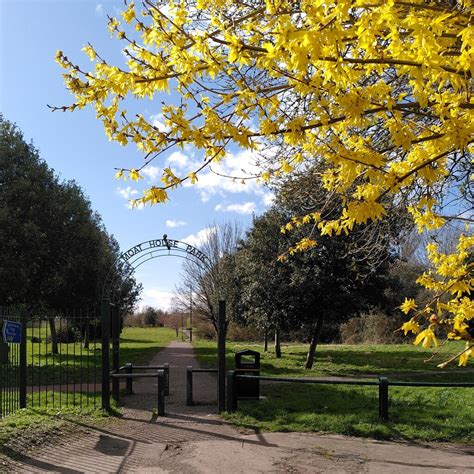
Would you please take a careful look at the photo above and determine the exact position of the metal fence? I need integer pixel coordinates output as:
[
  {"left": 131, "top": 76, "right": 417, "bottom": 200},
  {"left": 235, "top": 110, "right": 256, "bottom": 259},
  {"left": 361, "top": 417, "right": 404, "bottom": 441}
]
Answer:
[
  {"left": 0, "top": 306, "right": 103, "bottom": 418},
  {"left": 186, "top": 366, "right": 218, "bottom": 406},
  {"left": 0, "top": 307, "right": 23, "bottom": 418},
  {"left": 110, "top": 363, "right": 169, "bottom": 415},
  {"left": 226, "top": 372, "right": 474, "bottom": 420}
]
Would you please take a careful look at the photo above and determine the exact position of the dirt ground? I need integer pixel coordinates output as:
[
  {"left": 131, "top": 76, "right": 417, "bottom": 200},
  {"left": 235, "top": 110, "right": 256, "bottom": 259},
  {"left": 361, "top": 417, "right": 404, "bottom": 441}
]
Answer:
[{"left": 3, "top": 341, "right": 474, "bottom": 473}]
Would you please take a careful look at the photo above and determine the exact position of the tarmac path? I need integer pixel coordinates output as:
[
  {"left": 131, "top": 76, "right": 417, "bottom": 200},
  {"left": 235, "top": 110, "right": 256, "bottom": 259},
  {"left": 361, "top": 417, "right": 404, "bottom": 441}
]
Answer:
[{"left": 6, "top": 341, "right": 474, "bottom": 473}]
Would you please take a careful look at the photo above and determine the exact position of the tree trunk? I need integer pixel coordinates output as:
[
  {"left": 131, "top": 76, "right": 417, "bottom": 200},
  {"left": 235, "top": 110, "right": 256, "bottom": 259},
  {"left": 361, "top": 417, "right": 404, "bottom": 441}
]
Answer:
[
  {"left": 263, "top": 330, "right": 268, "bottom": 352},
  {"left": 305, "top": 318, "right": 324, "bottom": 369},
  {"left": 83, "top": 322, "right": 90, "bottom": 349},
  {"left": 175, "top": 328, "right": 179, "bottom": 338},
  {"left": 48, "top": 317, "right": 58, "bottom": 354},
  {"left": 274, "top": 328, "right": 281, "bottom": 358}
]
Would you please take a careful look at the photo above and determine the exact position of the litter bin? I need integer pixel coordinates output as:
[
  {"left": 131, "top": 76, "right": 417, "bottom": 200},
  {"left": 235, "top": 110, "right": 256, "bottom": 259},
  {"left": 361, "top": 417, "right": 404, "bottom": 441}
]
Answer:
[{"left": 235, "top": 349, "right": 260, "bottom": 400}]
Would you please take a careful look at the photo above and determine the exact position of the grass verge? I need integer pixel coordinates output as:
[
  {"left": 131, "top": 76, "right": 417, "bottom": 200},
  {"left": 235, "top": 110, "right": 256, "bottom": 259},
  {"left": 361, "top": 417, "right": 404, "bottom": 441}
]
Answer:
[
  {"left": 0, "top": 394, "right": 115, "bottom": 469},
  {"left": 193, "top": 339, "right": 474, "bottom": 443},
  {"left": 119, "top": 327, "right": 177, "bottom": 366},
  {"left": 16, "top": 326, "right": 177, "bottom": 386}
]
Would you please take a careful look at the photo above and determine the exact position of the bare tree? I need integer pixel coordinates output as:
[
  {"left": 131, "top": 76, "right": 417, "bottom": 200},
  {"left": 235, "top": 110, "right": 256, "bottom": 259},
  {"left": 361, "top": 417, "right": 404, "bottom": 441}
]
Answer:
[
  {"left": 161, "top": 309, "right": 183, "bottom": 338},
  {"left": 399, "top": 222, "right": 469, "bottom": 268},
  {"left": 174, "top": 222, "right": 244, "bottom": 332}
]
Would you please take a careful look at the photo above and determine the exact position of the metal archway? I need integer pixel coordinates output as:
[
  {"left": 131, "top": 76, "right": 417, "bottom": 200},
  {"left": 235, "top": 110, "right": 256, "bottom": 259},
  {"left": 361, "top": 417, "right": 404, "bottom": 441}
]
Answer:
[
  {"left": 102, "top": 234, "right": 211, "bottom": 302},
  {"left": 100, "top": 235, "right": 222, "bottom": 411}
]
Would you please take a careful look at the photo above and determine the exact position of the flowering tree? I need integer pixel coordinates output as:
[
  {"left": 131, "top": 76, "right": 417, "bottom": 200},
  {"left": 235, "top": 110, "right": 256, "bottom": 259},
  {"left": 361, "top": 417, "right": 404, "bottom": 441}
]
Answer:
[{"left": 54, "top": 0, "right": 473, "bottom": 365}]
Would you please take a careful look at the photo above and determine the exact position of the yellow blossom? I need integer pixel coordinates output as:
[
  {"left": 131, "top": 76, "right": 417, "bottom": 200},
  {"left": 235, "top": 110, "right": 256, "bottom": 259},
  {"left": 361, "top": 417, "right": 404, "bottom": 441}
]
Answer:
[
  {"left": 414, "top": 328, "right": 439, "bottom": 349},
  {"left": 401, "top": 318, "right": 420, "bottom": 335},
  {"left": 400, "top": 298, "right": 418, "bottom": 315}
]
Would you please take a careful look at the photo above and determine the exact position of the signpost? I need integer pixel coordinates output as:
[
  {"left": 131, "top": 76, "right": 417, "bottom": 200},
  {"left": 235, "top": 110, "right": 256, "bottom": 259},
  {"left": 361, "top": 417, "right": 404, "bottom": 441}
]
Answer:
[{"left": 2, "top": 320, "right": 22, "bottom": 343}]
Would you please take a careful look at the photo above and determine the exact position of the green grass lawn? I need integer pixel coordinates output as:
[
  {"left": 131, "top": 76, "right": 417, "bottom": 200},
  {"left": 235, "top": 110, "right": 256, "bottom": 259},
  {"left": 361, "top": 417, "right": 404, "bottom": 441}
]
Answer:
[
  {"left": 118, "top": 326, "right": 177, "bottom": 365},
  {"left": 25, "top": 325, "right": 177, "bottom": 367},
  {"left": 193, "top": 339, "right": 474, "bottom": 443},
  {"left": 1, "top": 327, "right": 176, "bottom": 415},
  {"left": 14, "top": 326, "right": 177, "bottom": 386}
]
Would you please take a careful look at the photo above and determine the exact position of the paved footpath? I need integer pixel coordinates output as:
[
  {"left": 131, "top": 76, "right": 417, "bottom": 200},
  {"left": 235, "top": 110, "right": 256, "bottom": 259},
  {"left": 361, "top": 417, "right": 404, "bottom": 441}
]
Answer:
[{"left": 7, "top": 341, "right": 474, "bottom": 473}]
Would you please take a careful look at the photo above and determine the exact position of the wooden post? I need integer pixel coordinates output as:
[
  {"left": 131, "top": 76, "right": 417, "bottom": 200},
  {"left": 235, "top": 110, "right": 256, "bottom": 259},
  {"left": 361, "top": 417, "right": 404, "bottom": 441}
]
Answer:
[
  {"left": 226, "top": 371, "right": 237, "bottom": 413},
  {"left": 217, "top": 300, "right": 226, "bottom": 413},
  {"left": 157, "top": 369, "right": 165, "bottom": 416},
  {"left": 186, "top": 366, "right": 193, "bottom": 406},
  {"left": 101, "top": 299, "right": 111, "bottom": 411},
  {"left": 163, "top": 363, "right": 170, "bottom": 396},
  {"left": 125, "top": 363, "right": 133, "bottom": 394},
  {"left": 379, "top": 376, "right": 389, "bottom": 420}
]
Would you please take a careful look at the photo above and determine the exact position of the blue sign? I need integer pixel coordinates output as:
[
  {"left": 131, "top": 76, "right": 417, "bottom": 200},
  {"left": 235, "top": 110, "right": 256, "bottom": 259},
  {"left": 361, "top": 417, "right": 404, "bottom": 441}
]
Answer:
[{"left": 2, "top": 320, "right": 22, "bottom": 344}]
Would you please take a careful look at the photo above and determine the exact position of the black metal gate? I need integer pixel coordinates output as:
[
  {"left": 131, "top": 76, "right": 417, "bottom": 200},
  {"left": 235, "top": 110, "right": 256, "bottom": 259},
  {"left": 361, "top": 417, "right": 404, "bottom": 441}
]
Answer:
[
  {"left": 0, "top": 236, "right": 223, "bottom": 417},
  {"left": 0, "top": 305, "right": 102, "bottom": 418}
]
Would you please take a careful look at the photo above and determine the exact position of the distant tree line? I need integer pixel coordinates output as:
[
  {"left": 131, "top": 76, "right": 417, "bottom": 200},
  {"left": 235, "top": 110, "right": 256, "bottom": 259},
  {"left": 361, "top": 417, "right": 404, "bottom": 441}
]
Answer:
[
  {"left": 0, "top": 115, "right": 141, "bottom": 350},
  {"left": 124, "top": 306, "right": 186, "bottom": 338}
]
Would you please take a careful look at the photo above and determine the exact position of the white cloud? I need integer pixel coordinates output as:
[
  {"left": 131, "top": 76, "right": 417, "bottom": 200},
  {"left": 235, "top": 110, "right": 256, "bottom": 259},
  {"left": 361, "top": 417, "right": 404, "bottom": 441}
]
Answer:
[
  {"left": 141, "top": 165, "right": 160, "bottom": 182},
  {"left": 117, "top": 186, "right": 139, "bottom": 200},
  {"left": 182, "top": 227, "right": 216, "bottom": 247},
  {"left": 156, "top": 2, "right": 171, "bottom": 17},
  {"left": 126, "top": 201, "right": 145, "bottom": 211},
  {"left": 95, "top": 4, "right": 104, "bottom": 16},
  {"left": 139, "top": 289, "right": 174, "bottom": 311},
  {"left": 243, "top": 117, "right": 258, "bottom": 132},
  {"left": 215, "top": 201, "right": 256, "bottom": 215},
  {"left": 185, "top": 149, "right": 268, "bottom": 202},
  {"left": 166, "top": 151, "right": 189, "bottom": 169},
  {"left": 166, "top": 219, "right": 187, "bottom": 228},
  {"left": 117, "top": 186, "right": 145, "bottom": 210},
  {"left": 150, "top": 113, "right": 170, "bottom": 132},
  {"left": 262, "top": 192, "right": 275, "bottom": 207}
]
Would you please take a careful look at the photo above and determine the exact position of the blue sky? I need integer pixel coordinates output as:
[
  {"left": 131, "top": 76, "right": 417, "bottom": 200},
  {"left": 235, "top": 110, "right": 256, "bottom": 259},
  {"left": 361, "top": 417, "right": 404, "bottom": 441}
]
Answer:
[{"left": 0, "top": 0, "right": 273, "bottom": 309}]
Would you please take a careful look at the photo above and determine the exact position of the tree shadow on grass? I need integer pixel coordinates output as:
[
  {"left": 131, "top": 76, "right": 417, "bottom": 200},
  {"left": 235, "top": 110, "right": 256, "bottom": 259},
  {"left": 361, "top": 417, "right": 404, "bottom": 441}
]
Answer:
[
  {"left": 232, "top": 383, "right": 474, "bottom": 443},
  {"left": 261, "top": 347, "right": 468, "bottom": 378}
]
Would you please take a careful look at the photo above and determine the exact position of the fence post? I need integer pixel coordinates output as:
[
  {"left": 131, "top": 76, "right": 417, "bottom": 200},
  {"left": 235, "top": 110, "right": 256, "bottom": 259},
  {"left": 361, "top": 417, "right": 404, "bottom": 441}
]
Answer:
[
  {"left": 111, "top": 305, "right": 120, "bottom": 403},
  {"left": 186, "top": 366, "right": 193, "bottom": 406},
  {"left": 379, "top": 376, "right": 389, "bottom": 421},
  {"left": 226, "top": 371, "right": 237, "bottom": 413},
  {"left": 101, "top": 299, "right": 111, "bottom": 411},
  {"left": 217, "top": 300, "right": 226, "bottom": 413},
  {"left": 157, "top": 369, "right": 165, "bottom": 416},
  {"left": 163, "top": 363, "right": 170, "bottom": 396},
  {"left": 19, "top": 311, "right": 27, "bottom": 409},
  {"left": 125, "top": 363, "right": 133, "bottom": 394}
]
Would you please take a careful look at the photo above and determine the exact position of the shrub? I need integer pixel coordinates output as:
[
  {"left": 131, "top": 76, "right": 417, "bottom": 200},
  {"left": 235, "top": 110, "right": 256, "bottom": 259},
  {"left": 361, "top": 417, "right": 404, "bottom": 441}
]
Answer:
[
  {"left": 340, "top": 309, "right": 404, "bottom": 344},
  {"left": 123, "top": 313, "right": 145, "bottom": 327},
  {"left": 194, "top": 316, "right": 215, "bottom": 340},
  {"left": 227, "top": 323, "right": 260, "bottom": 342}
]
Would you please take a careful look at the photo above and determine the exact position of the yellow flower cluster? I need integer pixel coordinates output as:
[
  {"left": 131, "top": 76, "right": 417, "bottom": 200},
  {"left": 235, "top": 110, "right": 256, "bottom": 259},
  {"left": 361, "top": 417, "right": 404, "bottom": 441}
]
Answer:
[
  {"left": 401, "top": 234, "right": 473, "bottom": 365},
  {"left": 55, "top": 0, "right": 473, "bottom": 364}
]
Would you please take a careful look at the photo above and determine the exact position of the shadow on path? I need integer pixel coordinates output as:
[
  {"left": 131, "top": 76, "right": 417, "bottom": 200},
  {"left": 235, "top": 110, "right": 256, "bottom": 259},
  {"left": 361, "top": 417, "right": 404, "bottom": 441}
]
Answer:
[{"left": 6, "top": 341, "right": 474, "bottom": 473}]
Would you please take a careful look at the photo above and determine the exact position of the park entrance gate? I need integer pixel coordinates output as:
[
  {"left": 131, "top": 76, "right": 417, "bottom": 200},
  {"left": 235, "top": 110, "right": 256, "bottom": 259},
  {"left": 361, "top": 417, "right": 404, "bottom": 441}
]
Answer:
[{"left": 101, "top": 235, "right": 227, "bottom": 413}]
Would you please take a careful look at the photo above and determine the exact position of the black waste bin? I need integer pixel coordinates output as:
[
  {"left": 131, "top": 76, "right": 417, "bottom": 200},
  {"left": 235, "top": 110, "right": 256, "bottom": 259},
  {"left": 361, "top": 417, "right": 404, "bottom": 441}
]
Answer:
[{"left": 235, "top": 349, "right": 260, "bottom": 400}]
